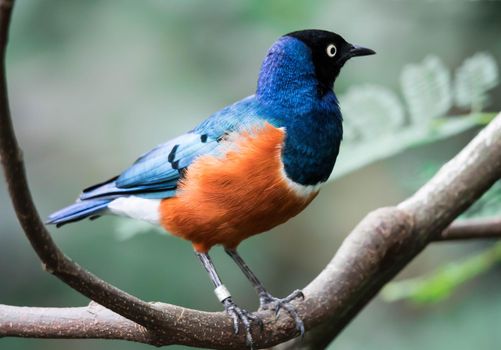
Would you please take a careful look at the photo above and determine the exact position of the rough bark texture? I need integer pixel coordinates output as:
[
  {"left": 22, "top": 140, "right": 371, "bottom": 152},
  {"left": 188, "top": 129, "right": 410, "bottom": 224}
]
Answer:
[{"left": 0, "top": 1, "right": 500, "bottom": 349}]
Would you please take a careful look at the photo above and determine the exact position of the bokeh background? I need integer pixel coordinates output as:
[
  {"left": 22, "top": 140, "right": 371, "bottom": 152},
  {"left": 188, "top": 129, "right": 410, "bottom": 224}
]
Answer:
[{"left": 1, "top": 1, "right": 500, "bottom": 349}]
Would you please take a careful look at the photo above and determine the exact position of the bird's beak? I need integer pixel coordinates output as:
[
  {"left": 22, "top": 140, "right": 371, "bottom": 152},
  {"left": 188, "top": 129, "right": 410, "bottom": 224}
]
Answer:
[{"left": 349, "top": 44, "right": 376, "bottom": 58}]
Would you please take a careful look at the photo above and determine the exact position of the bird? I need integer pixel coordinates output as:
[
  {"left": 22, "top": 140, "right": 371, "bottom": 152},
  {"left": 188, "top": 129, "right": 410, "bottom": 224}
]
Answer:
[{"left": 47, "top": 29, "right": 375, "bottom": 347}]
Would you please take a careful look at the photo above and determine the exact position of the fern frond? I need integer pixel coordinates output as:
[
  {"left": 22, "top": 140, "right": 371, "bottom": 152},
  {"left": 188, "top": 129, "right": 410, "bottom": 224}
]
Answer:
[
  {"left": 455, "top": 52, "right": 499, "bottom": 113},
  {"left": 340, "top": 84, "right": 405, "bottom": 140},
  {"left": 401, "top": 55, "right": 452, "bottom": 124}
]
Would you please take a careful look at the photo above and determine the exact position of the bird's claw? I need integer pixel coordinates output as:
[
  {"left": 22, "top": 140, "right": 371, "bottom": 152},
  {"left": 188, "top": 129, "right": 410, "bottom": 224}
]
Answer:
[
  {"left": 259, "top": 289, "right": 305, "bottom": 337},
  {"left": 223, "top": 298, "right": 263, "bottom": 348}
]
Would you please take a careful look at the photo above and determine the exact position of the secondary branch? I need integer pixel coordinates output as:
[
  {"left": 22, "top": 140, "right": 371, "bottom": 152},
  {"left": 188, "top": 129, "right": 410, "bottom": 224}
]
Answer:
[{"left": 435, "top": 217, "right": 501, "bottom": 241}]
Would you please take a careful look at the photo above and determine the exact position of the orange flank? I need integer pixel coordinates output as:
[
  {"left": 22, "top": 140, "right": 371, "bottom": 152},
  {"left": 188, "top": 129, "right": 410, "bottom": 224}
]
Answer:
[{"left": 160, "top": 123, "right": 318, "bottom": 253}]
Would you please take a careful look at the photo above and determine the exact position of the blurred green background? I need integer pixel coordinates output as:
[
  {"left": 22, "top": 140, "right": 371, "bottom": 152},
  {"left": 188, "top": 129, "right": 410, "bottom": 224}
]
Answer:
[{"left": 1, "top": 1, "right": 500, "bottom": 349}]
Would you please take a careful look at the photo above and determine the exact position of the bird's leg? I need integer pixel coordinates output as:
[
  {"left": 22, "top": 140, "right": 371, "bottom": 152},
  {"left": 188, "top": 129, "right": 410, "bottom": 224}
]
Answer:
[
  {"left": 195, "top": 251, "right": 261, "bottom": 347},
  {"left": 225, "top": 248, "right": 305, "bottom": 336}
]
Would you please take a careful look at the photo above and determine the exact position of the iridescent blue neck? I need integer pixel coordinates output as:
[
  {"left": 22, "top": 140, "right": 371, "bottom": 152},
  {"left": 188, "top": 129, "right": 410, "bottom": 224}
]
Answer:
[
  {"left": 253, "top": 37, "right": 342, "bottom": 186},
  {"left": 256, "top": 37, "right": 322, "bottom": 112}
]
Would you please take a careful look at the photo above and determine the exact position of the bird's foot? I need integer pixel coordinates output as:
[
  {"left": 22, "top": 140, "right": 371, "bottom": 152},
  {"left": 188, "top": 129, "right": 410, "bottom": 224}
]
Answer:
[
  {"left": 223, "top": 298, "right": 263, "bottom": 348},
  {"left": 258, "top": 289, "right": 305, "bottom": 337}
]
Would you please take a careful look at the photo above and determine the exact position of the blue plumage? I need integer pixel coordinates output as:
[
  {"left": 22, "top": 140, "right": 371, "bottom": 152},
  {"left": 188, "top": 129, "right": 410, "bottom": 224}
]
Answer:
[
  {"left": 116, "top": 133, "right": 219, "bottom": 188},
  {"left": 47, "top": 199, "right": 112, "bottom": 227},
  {"left": 47, "top": 32, "right": 371, "bottom": 226},
  {"left": 255, "top": 37, "right": 343, "bottom": 184}
]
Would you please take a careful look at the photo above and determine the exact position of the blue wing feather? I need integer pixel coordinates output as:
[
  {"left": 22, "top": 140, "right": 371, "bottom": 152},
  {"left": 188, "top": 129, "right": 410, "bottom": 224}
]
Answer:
[
  {"left": 78, "top": 132, "right": 220, "bottom": 201},
  {"left": 46, "top": 199, "right": 111, "bottom": 227},
  {"left": 47, "top": 95, "right": 266, "bottom": 226},
  {"left": 80, "top": 178, "right": 179, "bottom": 200},
  {"left": 115, "top": 133, "right": 220, "bottom": 189}
]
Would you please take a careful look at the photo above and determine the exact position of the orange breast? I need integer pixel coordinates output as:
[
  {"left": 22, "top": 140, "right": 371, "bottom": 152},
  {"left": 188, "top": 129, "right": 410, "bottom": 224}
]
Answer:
[{"left": 160, "top": 123, "right": 318, "bottom": 253}]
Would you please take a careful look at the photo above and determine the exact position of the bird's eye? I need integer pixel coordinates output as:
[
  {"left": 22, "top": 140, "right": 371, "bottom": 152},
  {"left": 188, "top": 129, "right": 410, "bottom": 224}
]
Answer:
[{"left": 326, "top": 44, "right": 337, "bottom": 58}]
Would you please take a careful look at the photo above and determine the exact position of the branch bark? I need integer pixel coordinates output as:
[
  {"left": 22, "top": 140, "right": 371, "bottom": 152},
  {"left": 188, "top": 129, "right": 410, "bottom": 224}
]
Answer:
[
  {"left": 0, "top": 303, "right": 159, "bottom": 344},
  {"left": 1, "top": 217, "right": 499, "bottom": 346},
  {"left": 435, "top": 217, "right": 501, "bottom": 241},
  {"left": 1, "top": 0, "right": 500, "bottom": 349}
]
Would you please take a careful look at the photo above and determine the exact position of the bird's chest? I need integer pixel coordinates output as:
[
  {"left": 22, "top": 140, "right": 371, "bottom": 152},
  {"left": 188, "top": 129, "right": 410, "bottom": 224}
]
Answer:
[
  {"left": 159, "top": 123, "right": 318, "bottom": 251},
  {"left": 280, "top": 112, "right": 342, "bottom": 186}
]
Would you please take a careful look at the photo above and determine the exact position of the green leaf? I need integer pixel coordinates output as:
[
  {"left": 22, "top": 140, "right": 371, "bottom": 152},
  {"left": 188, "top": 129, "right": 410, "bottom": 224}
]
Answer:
[
  {"left": 455, "top": 52, "right": 499, "bottom": 113},
  {"left": 381, "top": 242, "right": 501, "bottom": 304},
  {"left": 401, "top": 55, "right": 452, "bottom": 123},
  {"left": 340, "top": 84, "right": 405, "bottom": 141}
]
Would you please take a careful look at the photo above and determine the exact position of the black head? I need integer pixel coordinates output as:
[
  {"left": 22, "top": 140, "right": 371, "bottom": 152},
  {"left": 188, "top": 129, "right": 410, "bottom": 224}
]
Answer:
[{"left": 286, "top": 29, "right": 375, "bottom": 91}]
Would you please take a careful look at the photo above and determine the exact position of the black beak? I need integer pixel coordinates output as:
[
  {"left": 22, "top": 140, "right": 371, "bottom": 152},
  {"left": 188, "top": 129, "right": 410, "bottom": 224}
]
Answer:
[{"left": 349, "top": 44, "right": 376, "bottom": 57}]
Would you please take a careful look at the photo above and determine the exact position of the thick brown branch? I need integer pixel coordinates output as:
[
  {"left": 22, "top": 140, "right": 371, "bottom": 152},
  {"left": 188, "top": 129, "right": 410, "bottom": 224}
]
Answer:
[
  {"left": 0, "top": 303, "right": 159, "bottom": 344},
  {"left": 2, "top": 218, "right": 499, "bottom": 346},
  {"left": 1, "top": 217, "right": 499, "bottom": 346},
  {"left": 1, "top": 0, "right": 501, "bottom": 347}
]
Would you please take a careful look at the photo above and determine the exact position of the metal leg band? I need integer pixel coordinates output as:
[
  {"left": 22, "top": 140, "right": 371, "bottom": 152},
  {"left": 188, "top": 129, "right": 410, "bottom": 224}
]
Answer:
[{"left": 214, "top": 285, "right": 231, "bottom": 302}]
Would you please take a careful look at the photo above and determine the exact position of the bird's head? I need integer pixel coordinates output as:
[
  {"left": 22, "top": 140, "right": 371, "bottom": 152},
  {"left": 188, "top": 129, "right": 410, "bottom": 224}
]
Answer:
[
  {"left": 257, "top": 29, "right": 375, "bottom": 99},
  {"left": 287, "top": 30, "right": 375, "bottom": 88}
]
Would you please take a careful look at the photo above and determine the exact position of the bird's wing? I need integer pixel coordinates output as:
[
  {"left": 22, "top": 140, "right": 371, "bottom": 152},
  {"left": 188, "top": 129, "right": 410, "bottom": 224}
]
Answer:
[
  {"left": 80, "top": 96, "right": 263, "bottom": 201},
  {"left": 117, "top": 132, "right": 220, "bottom": 187},
  {"left": 79, "top": 132, "right": 220, "bottom": 200}
]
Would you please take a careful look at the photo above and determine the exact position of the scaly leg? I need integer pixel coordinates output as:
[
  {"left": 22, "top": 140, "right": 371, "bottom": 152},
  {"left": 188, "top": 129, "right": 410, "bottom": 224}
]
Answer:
[
  {"left": 195, "top": 251, "right": 262, "bottom": 347},
  {"left": 225, "top": 248, "right": 305, "bottom": 336}
]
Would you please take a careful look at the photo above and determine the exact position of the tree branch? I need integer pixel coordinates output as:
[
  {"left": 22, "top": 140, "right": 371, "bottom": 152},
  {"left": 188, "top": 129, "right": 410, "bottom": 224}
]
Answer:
[
  {"left": 1, "top": 0, "right": 500, "bottom": 348},
  {"left": 435, "top": 217, "right": 501, "bottom": 241},
  {"left": 2, "top": 216, "right": 499, "bottom": 347},
  {"left": 0, "top": 303, "right": 160, "bottom": 345},
  {"left": 0, "top": 0, "right": 192, "bottom": 339}
]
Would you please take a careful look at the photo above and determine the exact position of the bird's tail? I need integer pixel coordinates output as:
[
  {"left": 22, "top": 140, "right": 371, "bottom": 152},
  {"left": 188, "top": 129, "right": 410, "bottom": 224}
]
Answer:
[{"left": 46, "top": 199, "right": 112, "bottom": 227}]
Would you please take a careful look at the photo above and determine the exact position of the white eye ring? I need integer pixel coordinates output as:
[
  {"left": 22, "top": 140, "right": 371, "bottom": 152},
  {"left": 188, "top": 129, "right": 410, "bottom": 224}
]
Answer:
[{"left": 326, "top": 44, "right": 337, "bottom": 57}]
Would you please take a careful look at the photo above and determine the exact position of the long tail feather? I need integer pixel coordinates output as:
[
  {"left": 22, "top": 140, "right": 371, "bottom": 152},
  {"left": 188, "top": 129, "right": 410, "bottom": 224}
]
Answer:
[{"left": 46, "top": 199, "right": 111, "bottom": 227}]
